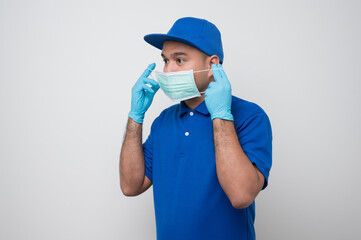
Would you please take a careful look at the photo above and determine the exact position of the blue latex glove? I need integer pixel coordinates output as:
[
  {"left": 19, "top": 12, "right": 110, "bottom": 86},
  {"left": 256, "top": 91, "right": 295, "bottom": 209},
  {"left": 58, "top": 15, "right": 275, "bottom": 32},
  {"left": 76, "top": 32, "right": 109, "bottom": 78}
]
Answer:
[
  {"left": 205, "top": 64, "right": 234, "bottom": 121},
  {"left": 128, "top": 63, "right": 160, "bottom": 123}
]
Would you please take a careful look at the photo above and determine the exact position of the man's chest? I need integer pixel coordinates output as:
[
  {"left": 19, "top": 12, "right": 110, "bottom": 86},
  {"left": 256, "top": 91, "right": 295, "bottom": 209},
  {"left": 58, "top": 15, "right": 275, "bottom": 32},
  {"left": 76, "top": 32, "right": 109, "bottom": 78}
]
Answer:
[{"left": 151, "top": 116, "right": 217, "bottom": 189}]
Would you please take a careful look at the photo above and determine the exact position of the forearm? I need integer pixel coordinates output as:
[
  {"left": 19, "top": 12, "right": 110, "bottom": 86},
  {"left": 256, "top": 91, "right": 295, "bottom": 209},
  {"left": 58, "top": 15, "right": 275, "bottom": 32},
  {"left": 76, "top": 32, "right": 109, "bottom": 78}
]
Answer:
[
  {"left": 119, "top": 117, "right": 146, "bottom": 194},
  {"left": 213, "top": 119, "right": 262, "bottom": 208}
]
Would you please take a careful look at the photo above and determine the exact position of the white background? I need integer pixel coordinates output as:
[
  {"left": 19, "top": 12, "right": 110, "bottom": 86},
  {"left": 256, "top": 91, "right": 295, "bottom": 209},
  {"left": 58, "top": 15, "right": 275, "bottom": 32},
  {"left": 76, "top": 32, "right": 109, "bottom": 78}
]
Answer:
[{"left": 1, "top": 0, "right": 360, "bottom": 239}]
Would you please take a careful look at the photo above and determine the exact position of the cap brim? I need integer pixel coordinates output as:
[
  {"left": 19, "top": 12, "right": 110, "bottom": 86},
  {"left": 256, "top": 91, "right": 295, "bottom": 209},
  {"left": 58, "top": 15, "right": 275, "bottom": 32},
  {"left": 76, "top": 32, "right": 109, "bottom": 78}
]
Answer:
[{"left": 144, "top": 33, "right": 199, "bottom": 51}]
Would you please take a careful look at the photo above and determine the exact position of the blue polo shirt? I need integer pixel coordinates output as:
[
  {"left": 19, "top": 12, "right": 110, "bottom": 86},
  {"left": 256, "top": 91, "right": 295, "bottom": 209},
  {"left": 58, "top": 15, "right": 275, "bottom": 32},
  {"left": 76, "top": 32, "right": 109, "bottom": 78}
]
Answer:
[{"left": 143, "top": 95, "right": 272, "bottom": 240}]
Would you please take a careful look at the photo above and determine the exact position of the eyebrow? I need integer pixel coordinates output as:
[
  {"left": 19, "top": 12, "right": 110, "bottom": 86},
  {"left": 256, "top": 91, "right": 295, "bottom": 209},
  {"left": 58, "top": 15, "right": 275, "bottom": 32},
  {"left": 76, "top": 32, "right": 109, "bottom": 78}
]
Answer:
[{"left": 161, "top": 52, "right": 188, "bottom": 58}]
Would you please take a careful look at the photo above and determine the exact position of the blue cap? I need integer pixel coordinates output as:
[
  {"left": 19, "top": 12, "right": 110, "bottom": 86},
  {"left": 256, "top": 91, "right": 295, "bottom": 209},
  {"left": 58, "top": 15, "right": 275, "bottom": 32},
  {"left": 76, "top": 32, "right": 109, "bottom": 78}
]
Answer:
[{"left": 144, "top": 17, "right": 224, "bottom": 63}]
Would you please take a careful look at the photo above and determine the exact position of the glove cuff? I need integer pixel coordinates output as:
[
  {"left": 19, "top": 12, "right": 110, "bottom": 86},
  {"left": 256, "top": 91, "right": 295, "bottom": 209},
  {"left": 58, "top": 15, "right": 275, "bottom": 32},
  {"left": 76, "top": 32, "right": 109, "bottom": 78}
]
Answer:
[
  {"left": 211, "top": 112, "right": 234, "bottom": 121},
  {"left": 128, "top": 111, "right": 144, "bottom": 124}
]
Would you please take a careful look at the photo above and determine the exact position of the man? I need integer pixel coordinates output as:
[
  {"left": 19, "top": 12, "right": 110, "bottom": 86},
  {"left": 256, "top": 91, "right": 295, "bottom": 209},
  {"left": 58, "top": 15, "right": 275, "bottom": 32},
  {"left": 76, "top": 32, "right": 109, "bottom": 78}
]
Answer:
[{"left": 119, "top": 17, "right": 272, "bottom": 240}]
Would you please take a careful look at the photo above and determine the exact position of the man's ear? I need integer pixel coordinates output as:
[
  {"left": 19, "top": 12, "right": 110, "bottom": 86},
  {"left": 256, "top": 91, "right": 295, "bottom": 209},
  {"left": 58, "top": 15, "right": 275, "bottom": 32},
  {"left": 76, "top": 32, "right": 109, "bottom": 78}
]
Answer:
[
  {"left": 208, "top": 55, "right": 220, "bottom": 80},
  {"left": 209, "top": 55, "right": 220, "bottom": 67}
]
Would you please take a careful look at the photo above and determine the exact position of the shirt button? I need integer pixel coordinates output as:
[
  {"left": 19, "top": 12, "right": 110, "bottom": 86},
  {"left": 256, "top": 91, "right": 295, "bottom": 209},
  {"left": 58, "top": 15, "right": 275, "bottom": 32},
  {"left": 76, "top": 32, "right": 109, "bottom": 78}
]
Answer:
[
  {"left": 189, "top": 112, "right": 194, "bottom": 116},
  {"left": 185, "top": 132, "right": 189, "bottom": 136}
]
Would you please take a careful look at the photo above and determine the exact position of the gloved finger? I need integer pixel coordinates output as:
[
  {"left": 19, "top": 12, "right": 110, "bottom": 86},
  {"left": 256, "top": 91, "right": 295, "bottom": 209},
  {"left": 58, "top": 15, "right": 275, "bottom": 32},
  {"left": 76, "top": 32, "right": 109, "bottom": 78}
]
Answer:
[
  {"left": 140, "top": 63, "right": 156, "bottom": 78},
  {"left": 142, "top": 83, "right": 155, "bottom": 94},
  {"left": 143, "top": 77, "right": 159, "bottom": 88},
  {"left": 143, "top": 78, "right": 160, "bottom": 93},
  {"left": 148, "top": 81, "right": 160, "bottom": 92},
  {"left": 208, "top": 81, "right": 216, "bottom": 89},
  {"left": 152, "top": 83, "right": 160, "bottom": 91},
  {"left": 212, "top": 64, "right": 222, "bottom": 82},
  {"left": 218, "top": 65, "right": 232, "bottom": 88},
  {"left": 205, "top": 89, "right": 211, "bottom": 98},
  {"left": 218, "top": 64, "right": 227, "bottom": 79}
]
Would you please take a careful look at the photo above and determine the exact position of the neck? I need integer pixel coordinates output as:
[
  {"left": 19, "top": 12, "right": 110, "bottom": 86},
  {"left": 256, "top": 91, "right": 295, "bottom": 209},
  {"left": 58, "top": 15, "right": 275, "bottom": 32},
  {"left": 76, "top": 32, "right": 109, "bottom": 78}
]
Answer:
[{"left": 183, "top": 93, "right": 205, "bottom": 110}]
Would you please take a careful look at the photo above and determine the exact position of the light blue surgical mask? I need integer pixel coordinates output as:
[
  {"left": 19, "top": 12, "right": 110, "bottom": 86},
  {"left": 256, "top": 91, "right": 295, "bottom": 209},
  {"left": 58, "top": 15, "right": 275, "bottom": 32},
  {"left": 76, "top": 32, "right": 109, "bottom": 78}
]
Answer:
[{"left": 150, "top": 69, "right": 211, "bottom": 102}]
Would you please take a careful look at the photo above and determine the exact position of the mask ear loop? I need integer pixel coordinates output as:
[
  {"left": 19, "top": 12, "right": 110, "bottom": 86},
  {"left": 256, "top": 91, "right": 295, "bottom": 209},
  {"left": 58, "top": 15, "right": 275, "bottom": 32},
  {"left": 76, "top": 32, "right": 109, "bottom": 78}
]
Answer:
[
  {"left": 194, "top": 68, "right": 222, "bottom": 94},
  {"left": 194, "top": 68, "right": 223, "bottom": 73}
]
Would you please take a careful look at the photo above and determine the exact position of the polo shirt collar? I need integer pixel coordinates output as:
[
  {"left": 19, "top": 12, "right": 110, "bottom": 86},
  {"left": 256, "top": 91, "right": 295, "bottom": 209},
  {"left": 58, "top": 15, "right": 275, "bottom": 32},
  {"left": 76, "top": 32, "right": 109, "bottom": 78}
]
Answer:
[{"left": 178, "top": 100, "right": 210, "bottom": 117}]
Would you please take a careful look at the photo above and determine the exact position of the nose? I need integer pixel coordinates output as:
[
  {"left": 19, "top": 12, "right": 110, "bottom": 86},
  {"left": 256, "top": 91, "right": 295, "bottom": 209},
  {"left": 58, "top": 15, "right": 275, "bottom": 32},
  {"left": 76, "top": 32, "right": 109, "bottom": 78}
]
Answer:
[{"left": 163, "top": 62, "right": 178, "bottom": 73}]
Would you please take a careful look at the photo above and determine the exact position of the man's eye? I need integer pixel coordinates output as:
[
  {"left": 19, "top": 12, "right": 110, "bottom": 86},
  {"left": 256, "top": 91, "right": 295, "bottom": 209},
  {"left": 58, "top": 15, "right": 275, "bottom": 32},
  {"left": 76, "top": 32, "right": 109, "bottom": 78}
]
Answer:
[
  {"left": 163, "top": 59, "right": 169, "bottom": 64},
  {"left": 177, "top": 59, "right": 184, "bottom": 63}
]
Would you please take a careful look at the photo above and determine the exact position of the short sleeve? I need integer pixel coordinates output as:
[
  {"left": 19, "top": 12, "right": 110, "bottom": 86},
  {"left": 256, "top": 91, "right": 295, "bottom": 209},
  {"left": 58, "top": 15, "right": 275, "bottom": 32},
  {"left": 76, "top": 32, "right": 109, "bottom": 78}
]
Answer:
[
  {"left": 236, "top": 112, "right": 273, "bottom": 190},
  {"left": 143, "top": 117, "right": 159, "bottom": 182}
]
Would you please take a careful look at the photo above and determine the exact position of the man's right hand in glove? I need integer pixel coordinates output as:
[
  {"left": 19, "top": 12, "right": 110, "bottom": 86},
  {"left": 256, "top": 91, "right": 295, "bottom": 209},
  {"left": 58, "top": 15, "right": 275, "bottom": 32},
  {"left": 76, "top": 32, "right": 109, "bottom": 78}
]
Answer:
[{"left": 128, "top": 63, "right": 159, "bottom": 123}]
